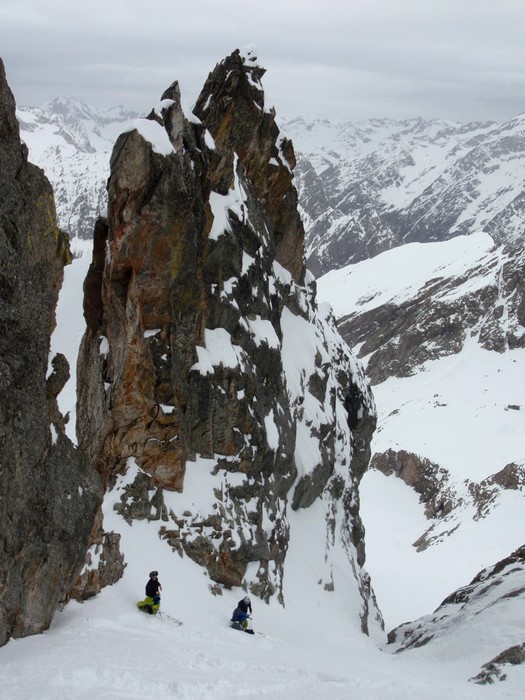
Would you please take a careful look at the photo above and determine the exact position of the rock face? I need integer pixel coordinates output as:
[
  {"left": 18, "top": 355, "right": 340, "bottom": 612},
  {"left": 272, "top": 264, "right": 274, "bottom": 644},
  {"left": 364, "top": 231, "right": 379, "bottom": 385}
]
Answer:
[
  {"left": 370, "top": 450, "right": 455, "bottom": 520},
  {"left": 371, "top": 450, "right": 525, "bottom": 551},
  {"left": 0, "top": 59, "right": 102, "bottom": 646},
  {"left": 77, "top": 48, "right": 378, "bottom": 627}
]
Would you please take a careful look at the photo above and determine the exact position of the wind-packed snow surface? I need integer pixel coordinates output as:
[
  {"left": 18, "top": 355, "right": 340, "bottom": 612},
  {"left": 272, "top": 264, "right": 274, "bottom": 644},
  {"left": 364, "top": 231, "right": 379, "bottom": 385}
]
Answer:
[{"left": 1, "top": 237, "right": 523, "bottom": 697}]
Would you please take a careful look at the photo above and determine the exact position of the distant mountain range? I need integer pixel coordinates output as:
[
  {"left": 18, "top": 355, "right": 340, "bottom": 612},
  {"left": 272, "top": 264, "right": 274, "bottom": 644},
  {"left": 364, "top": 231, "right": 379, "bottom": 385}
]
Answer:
[
  {"left": 283, "top": 115, "right": 525, "bottom": 274},
  {"left": 17, "top": 97, "right": 138, "bottom": 238},
  {"left": 18, "top": 98, "right": 525, "bottom": 275}
]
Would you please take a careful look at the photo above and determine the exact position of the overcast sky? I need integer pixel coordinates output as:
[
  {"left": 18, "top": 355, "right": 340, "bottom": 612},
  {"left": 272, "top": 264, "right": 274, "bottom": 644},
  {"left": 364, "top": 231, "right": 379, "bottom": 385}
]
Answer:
[{"left": 2, "top": 0, "right": 525, "bottom": 123}]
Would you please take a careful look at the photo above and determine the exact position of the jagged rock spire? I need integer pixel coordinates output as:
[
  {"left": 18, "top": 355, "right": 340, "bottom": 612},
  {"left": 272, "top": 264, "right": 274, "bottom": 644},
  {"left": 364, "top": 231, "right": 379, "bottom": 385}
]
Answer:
[
  {"left": 194, "top": 46, "right": 305, "bottom": 282},
  {"left": 77, "top": 49, "right": 378, "bottom": 632}
]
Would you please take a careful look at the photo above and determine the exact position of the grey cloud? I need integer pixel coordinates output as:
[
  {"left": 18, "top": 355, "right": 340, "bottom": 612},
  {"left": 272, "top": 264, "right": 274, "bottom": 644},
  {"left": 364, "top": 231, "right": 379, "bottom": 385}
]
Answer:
[{"left": 1, "top": 0, "right": 525, "bottom": 122}]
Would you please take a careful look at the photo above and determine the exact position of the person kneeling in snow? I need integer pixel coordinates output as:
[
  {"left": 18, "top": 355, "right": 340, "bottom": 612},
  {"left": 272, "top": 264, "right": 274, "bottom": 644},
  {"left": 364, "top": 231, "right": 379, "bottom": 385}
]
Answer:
[
  {"left": 231, "top": 596, "right": 252, "bottom": 630},
  {"left": 146, "top": 570, "right": 162, "bottom": 605},
  {"left": 137, "top": 570, "right": 163, "bottom": 615}
]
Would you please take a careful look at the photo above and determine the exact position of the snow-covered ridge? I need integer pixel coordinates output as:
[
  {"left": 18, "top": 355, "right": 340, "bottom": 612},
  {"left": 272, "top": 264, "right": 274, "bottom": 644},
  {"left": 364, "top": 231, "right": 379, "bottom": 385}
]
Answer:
[
  {"left": 387, "top": 545, "right": 525, "bottom": 668},
  {"left": 319, "top": 232, "right": 525, "bottom": 384},
  {"left": 317, "top": 232, "right": 496, "bottom": 319}
]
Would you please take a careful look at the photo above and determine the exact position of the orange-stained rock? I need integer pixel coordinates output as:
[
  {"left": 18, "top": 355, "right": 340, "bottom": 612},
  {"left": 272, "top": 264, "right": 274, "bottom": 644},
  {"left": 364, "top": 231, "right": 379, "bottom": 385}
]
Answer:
[{"left": 77, "top": 48, "right": 377, "bottom": 625}]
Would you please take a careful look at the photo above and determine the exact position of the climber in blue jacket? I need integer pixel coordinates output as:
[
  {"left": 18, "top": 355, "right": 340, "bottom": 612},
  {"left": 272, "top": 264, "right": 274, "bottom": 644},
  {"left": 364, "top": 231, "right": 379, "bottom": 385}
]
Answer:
[{"left": 231, "top": 596, "right": 252, "bottom": 629}]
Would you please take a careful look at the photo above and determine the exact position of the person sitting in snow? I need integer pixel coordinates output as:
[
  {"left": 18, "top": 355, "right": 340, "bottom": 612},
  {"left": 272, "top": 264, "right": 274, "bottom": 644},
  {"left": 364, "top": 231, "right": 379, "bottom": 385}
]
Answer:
[
  {"left": 231, "top": 596, "right": 252, "bottom": 630},
  {"left": 145, "top": 571, "right": 162, "bottom": 605}
]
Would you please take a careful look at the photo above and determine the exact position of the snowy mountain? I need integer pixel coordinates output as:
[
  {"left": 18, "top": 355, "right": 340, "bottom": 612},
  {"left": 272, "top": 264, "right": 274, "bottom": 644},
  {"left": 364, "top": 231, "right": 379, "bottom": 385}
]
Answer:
[
  {"left": 281, "top": 115, "right": 525, "bottom": 275},
  {"left": 17, "top": 97, "right": 138, "bottom": 237},
  {"left": 3, "top": 60, "right": 523, "bottom": 696},
  {"left": 317, "top": 232, "right": 525, "bottom": 678},
  {"left": 3, "top": 234, "right": 518, "bottom": 698},
  {"left": 322, "top": 232, "right": 525, "bottom": 384},
  {"left": 18, "top": 101, "right": 525, "bottom": 272}
]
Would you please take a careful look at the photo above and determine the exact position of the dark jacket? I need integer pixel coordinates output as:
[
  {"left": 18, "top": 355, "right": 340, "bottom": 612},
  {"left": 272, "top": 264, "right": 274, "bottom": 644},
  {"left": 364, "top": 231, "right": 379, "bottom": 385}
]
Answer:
[
  {"left": 237, "top": 598, "right": 252, "bottom": 614},
  {"left": 146, "top": 578, "right": 162, "bottom": 598}
]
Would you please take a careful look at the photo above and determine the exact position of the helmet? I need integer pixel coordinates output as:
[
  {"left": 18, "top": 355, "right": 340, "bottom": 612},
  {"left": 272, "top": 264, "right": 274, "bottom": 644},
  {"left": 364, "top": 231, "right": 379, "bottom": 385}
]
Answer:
[
  {"left": 243, "top": 596, "right": 251, "bottom": 604},
  {"left": 149, "top": 570, "right": 158, "bottom": 578}
]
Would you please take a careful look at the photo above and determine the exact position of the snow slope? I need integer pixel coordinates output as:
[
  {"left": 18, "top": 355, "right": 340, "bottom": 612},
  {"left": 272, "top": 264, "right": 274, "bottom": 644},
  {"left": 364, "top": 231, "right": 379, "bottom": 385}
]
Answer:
[
  {"left": 0, "top": 471, "right": 521, "bottom": 699},
  {"left": 317, "top": 232, "right": 497, "bottom": 320},
  {"left": 1, "top": 237, "right": 522, "bottom": 698},
  {"left": 49, "top": 239, "right": 93, "bottom": 443},
  {"left": 361, "top": 342, "right": 525, "bottom": 629},
  {"left": 0, "top": 525, "right": 519, "bottom": 700},
  {"left": 0, "top": 495, "right": 521, "bottom": 699},
  {"left": 317, "top": 233, "right": 525, "bottom": 632}
]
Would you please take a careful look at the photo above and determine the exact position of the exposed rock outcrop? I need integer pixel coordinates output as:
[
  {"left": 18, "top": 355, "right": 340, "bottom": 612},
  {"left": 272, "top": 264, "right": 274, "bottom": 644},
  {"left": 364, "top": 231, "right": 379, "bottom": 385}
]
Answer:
[
  {"left": 193, "top": 53, "right": 305, "bottom": 283},
  {"left": 387, "top": 545, "right": 525, "bottom": 681},
  {"left": 470, "top": 642, "right": 525, "bottom": 685},
  {"left": 370, "top": 450, "right": 454, "bottom": 519},
  {"left": 337, "top": 241, "right": 525, "bottom": 385},
  {"left": 371, "top": 450, "right": 525, "bottom": 551},
  {"left": 77, "top": 47, "right": 379, "bottom": 629},
  {"left": 0, "top": 59, "right": 102, "bottom": 646}
]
